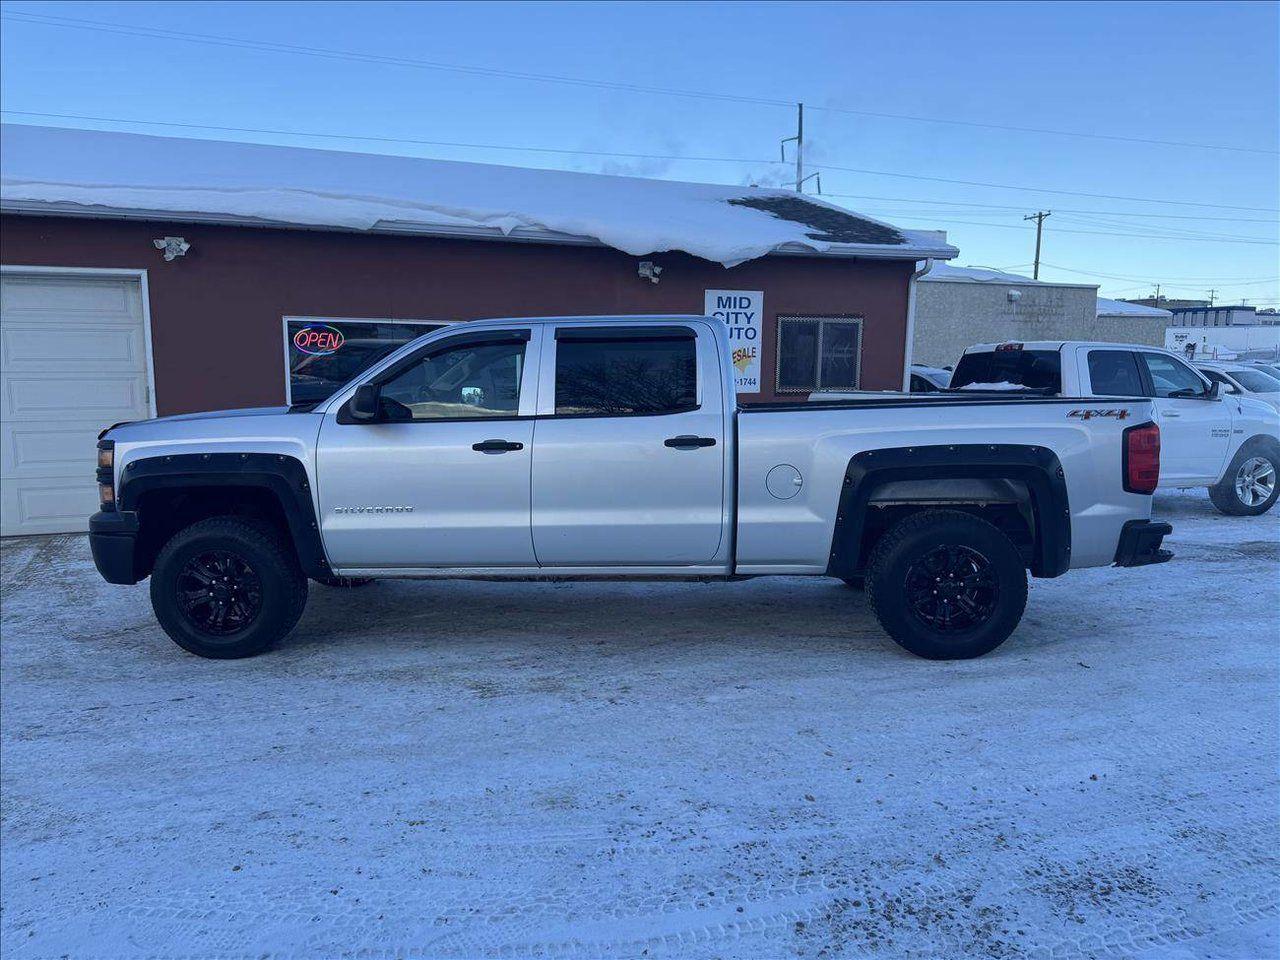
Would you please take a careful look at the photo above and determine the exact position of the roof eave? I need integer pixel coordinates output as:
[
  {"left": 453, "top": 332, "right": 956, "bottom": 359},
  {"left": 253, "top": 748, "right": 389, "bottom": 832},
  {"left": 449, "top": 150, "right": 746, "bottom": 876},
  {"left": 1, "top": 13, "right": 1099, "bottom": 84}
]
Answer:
[{"left": 0, "top": 200, "right": 958, "bottom": 262}]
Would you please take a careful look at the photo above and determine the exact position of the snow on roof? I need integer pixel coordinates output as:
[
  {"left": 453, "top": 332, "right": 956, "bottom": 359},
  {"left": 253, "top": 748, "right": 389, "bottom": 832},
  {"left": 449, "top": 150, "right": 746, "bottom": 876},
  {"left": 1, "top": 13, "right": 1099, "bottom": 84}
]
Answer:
[
  {"left": 920, "top": 263, "right": 1096, "bottom": 288},
  {"left": 0, "top": 124, "right": 958, "bottom": 268},
  {"left": 1096, "top": 297, "right": 1173, "bottom": 318}
]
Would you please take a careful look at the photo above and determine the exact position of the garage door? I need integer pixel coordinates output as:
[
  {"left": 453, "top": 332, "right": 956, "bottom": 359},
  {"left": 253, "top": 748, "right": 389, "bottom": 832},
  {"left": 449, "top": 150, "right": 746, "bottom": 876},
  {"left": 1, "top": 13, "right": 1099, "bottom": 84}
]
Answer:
[{"left": 1, "top": 272, "right": 152, "bottom": 536}]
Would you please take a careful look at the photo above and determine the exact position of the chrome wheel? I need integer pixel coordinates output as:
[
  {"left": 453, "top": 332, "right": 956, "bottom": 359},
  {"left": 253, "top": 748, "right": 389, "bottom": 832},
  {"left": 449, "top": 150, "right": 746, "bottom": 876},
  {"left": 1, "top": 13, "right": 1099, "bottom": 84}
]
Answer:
[{"left": 1234, "top": 456, "right": 1276, "bottom": 507}]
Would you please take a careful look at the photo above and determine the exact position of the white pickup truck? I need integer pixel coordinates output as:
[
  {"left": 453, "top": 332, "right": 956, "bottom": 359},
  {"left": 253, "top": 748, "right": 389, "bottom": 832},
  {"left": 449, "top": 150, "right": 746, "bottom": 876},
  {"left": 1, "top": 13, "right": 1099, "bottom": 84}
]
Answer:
[
  {"left": 952, "top": 341, "right": 1280, "bottom": 515},
  {"left": 91, "top": 317, "right": 1173, "bottom": 662}
]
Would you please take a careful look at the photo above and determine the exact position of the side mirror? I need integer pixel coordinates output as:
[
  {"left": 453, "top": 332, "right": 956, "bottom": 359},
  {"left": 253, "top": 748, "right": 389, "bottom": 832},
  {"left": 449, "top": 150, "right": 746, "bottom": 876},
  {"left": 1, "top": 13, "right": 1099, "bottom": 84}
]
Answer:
[{"left": 348, "top": 383, "right": 382, "bottom": 422}]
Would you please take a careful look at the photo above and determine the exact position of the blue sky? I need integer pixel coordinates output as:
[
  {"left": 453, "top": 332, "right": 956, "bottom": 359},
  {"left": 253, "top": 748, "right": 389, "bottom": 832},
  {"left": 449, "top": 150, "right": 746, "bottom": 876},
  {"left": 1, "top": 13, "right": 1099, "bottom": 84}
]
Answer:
[{"left": 3, "top": 0, "right": 1277, "bottom": 304}]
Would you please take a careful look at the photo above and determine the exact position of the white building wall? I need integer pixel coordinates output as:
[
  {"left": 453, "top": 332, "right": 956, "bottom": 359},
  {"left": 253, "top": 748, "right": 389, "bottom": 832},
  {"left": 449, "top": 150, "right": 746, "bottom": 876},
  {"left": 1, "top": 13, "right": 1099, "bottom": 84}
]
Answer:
[{"left": 913, "top": 281, "right": 1166, "bottom": 367}]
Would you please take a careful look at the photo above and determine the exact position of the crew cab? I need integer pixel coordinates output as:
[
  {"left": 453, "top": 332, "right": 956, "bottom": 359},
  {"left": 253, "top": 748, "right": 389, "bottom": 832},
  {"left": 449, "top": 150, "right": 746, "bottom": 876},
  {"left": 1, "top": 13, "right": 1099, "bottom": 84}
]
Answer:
[
  {"left": 953, "top": 341, "right": 1280, "bottom": 516},
  {"left": 91, "top": 317, "right": 1173, "bottom": 661}
]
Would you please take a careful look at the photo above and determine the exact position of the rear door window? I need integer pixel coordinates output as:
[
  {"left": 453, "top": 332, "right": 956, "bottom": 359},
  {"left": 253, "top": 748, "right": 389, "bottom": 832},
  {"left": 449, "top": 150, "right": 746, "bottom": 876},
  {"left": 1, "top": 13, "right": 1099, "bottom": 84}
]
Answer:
[
  {"left": 554, "top": 329, "right": 697, "bottom": 416},
  {"left": 1087, "top": 350, "right": 1146, "bottom": 396},
  {"left": 950, "top": 349, "right": 1062, "bottom": 391}
]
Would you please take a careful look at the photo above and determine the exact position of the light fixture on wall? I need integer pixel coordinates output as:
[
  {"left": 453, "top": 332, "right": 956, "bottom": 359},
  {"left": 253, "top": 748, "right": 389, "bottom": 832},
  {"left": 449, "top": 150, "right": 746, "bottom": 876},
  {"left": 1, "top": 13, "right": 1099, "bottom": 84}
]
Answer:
[
  {"left": 1007, "top": 289, "right": 1022, "bottom": 303},
  {"left": 638, "top": 260, "right": 663, "bottom": 284},
  {"left": 153, "top": 236, "right": 191, "bottom": 261}
]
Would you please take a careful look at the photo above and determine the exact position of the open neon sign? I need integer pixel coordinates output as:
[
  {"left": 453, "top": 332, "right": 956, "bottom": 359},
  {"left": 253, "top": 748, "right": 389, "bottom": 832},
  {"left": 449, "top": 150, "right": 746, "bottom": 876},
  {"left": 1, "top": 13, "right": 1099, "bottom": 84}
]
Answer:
[{"left": 292, "top": 324, "right": 345, "bottom": 356}]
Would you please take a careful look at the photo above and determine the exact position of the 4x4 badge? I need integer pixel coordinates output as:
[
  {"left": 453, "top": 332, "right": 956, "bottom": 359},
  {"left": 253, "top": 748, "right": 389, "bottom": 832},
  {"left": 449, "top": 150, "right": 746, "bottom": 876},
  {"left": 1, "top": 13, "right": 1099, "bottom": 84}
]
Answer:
[{"left": 1068, "top": 408, "right": 1130, "bottom": 421}]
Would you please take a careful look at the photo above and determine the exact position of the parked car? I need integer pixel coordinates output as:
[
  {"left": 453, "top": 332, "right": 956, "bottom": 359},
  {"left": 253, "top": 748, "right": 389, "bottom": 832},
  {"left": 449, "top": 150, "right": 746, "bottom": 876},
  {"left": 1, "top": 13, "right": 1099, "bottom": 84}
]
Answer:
[
  {"left": 1195, "top": 361, "right": 1280, "bottom": 414},
  {"left": 91, "top": 317, "right": 1172, "bottom": 662},
  {"left": 909, "top": 364, "right": 953, "bottom": 392},
  {"left": 1245, "top": 361, "right": 1280, "bottom": 380},
  {"left": 953, "top": 342, "right": 1280, "bottom": 516}
]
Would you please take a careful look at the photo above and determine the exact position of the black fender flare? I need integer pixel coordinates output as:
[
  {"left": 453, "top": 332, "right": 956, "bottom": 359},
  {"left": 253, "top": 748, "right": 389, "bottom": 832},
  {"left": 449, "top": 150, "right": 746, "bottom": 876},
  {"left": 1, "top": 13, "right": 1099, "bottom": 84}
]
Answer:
[
  {"left": 118, "top": 452, "right": 332, "bottom": 580},
  {"left": 825, "top": 444, "right": 1072, "bottom": 579}
]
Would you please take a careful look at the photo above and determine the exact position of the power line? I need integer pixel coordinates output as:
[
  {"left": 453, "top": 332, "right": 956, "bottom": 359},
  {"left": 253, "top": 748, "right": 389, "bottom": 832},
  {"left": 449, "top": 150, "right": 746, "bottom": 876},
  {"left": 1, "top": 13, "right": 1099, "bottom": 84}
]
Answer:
[
  {"left": 4, "top": 111, "right": 1276, "bottom": 215},
  {"left": 857, "top": 211, "right": 1277, "bottom": 245},
  {"left": 823, "top": 192, "right": 1279, "bottom": 223},
  {"left": 0, "top": 111, "right": 778, "bottom": 167},
  {"left": 1038, "top": 262, "right": 1280, "bottom": 284},
  {"left": 3, "top": 10, "right": 1277, "bottom": 157},
  {"left": 812, "top": 161, "right": 1277, "bottom": 212}
]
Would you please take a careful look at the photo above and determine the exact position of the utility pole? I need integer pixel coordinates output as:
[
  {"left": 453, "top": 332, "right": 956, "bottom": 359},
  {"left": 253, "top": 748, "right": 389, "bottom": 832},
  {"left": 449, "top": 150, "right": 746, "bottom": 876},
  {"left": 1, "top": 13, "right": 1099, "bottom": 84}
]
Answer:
[
  {"left": 1207, "top": 288, "right": 1217, "bottom": 306},
  {"left": 1023, "top": 211, "right": 1051, "bottom": 279},
  {"left": 780, "top": 103, "right": 822, "bottom": 194},
  {"left": 780, "top": 102, "right": 804, "bottom": 192},
  {"left": 1153, "top": 284, "right": 1161, "bottom": 304}
]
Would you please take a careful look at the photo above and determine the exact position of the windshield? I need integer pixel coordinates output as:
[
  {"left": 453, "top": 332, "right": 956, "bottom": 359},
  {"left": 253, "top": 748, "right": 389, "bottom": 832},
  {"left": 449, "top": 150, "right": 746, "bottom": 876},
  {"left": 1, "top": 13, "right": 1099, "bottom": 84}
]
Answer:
[
  {"left": 1229, "top": 369, "right": 1280, "bottom": 393},
  {"left": 950, "top": 349, "right": 1062, "bottom": 391}
]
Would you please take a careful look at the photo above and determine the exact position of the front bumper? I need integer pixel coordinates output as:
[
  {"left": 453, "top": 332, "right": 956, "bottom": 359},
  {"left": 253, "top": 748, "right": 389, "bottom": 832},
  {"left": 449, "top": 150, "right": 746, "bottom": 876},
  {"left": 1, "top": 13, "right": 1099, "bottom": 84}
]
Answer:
[
  {"left": 89, "top": 510, "right": 143, "bottom": 584},
  {"left": 1113, "top": 519, "right": 1173, "bottom": 567}
]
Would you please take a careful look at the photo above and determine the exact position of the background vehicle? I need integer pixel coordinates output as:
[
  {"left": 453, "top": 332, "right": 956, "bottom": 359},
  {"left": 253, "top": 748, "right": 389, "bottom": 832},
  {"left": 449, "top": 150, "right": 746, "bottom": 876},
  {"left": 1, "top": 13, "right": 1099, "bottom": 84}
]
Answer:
[
  {"left": 1247, "top": 361, "right": 1280, "bottom": 380},
  {"left": 1195, "top": 361, "right": 1280, "bottom": 414},
  {"left": 909, "top": 364, "right": 952, "bottom": 392},
  {"left": 92, "top": 317, "right": 1171, "bottom": 662},
  {"left": 954, "top": 341, "right": 1280, "bottom": 516}
]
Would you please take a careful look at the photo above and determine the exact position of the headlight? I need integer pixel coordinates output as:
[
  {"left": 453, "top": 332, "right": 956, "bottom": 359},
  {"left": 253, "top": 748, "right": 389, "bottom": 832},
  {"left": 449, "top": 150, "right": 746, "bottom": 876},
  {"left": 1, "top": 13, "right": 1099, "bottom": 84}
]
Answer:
[{"left": 96, "top": 440, "right": 115, "bottom": 510}]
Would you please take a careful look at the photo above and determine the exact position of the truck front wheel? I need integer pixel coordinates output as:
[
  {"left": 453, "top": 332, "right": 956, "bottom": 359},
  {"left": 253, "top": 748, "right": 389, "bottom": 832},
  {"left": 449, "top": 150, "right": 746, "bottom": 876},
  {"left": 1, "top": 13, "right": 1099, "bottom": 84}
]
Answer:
[
  {"left": 865, "top": 509, "right": 1028, "bottom": 660},
  {"left": 1209, "top": 446, "right": 1279, "bottom": 516},
  {"left": 150, "top": 516, "right": 309, "bottom": 659}
]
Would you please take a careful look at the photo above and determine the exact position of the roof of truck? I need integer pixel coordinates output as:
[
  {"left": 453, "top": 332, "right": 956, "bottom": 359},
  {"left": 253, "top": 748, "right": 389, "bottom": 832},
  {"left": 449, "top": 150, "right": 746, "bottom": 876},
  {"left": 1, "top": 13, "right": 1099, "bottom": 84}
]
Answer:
[
  {"left": 0, "top": 124, "right": 959, "bottom": 268},
  {"left": 961, "top": 340, "right": 1179, "bottom": 354}
]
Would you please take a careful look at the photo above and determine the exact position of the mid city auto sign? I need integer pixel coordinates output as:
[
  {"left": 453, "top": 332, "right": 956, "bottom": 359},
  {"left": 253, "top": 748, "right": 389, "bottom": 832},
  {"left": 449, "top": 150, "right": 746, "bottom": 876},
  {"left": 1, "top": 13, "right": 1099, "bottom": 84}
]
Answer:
[{"left": 705, "top": 289, "right": 763, "bottom": 394}]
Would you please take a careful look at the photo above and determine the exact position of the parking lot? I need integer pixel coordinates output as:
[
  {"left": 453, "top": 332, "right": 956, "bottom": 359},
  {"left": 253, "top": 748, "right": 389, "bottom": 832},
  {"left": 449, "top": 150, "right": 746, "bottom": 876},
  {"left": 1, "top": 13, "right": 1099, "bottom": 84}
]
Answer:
[{"left": 1, "top": 491, "right": 1276, "bottom": 959}]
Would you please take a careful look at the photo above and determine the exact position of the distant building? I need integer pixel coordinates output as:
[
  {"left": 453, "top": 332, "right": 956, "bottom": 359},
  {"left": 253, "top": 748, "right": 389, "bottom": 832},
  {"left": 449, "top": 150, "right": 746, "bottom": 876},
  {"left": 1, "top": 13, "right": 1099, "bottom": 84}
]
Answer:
[
  {"left": 1168, "top": 305, "right": 1263, "bottom": 327},
  {"left": 912, "top": 265, "right": 1171, "bottom": 367}
]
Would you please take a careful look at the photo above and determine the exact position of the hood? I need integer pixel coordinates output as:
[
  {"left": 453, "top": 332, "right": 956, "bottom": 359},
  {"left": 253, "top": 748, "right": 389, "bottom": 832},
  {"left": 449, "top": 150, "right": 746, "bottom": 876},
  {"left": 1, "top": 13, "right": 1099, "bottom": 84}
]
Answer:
[
  {"left": 1234, "top": 394, "right": 1280, "bottom": 419},
  {"left": 103, "top": 406, "right": 293, "bottom": 439}
]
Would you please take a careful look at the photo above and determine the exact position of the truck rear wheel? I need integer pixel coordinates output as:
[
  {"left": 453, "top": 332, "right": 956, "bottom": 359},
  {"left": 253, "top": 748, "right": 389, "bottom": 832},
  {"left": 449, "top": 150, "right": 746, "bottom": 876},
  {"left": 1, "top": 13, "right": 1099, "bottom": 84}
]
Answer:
[
  {"left": 1209, "top": 445, "right": 1279, "bottom": 516},
  {"left": 150, "top": 516, "right": 308, "bottom": 659},
  {"left": 865, "top": 509, "right": 1027, "bottom": 660}
]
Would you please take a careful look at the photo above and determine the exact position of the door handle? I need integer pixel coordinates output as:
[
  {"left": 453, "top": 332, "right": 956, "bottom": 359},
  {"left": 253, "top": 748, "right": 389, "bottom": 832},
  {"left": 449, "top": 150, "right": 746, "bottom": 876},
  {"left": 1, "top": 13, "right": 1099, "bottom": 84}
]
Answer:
[
  {"left": 472, "top": 439, "right": 524, "bottom": 453},
  {"left": 1163, "top": 412, "right": 1182, "bottom": 418},
  {"left": 664, "top": 435, "right": 717, "bottom": 449}
]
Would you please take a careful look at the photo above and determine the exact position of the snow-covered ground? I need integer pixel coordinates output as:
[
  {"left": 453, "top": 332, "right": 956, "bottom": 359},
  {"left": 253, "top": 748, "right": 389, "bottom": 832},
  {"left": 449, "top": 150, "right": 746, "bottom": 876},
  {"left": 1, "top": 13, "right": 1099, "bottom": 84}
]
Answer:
[{"left": 2, "top": 491, "right": 1276, "bottom": 959}]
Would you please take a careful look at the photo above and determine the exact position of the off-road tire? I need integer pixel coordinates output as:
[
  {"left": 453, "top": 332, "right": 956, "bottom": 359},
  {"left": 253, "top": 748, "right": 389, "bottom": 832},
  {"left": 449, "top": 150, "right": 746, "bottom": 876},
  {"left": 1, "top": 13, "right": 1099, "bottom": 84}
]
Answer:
[
  {"left": 866, "top": 509, "right": 1028, "bottom": 660},
  {"left": 150, "top": 516, "right": 308, "bottom": 659},
  {"left": 1208, "top": 444, "right": 1280, "bottom": 516},
  {"left": 312, "top": 575, "right": 376, "bottom": 588},
  {"left": 840, "top": 576, "right": 865, "bottom": 591}
]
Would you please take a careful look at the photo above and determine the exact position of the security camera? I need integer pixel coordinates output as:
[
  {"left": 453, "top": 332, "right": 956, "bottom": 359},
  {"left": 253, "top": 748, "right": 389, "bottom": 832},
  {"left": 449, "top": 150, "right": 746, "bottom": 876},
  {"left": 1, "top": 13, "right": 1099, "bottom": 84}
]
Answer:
[
  {"left": 153, "top": 236, "right": 191, "bottom": 261},
  {"left": 638, "top": 261, "right": 663, "bottom": 284}
]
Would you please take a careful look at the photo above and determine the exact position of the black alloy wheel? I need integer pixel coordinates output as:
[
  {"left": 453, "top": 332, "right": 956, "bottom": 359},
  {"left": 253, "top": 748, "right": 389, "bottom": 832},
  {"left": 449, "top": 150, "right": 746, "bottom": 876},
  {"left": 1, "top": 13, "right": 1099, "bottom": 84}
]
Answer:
[
  {"left": 903, "top": 544, "right": 1000, "bottom": 633},
  {"left": 176, "top": 550, "right": 265, "bottom": 635}
]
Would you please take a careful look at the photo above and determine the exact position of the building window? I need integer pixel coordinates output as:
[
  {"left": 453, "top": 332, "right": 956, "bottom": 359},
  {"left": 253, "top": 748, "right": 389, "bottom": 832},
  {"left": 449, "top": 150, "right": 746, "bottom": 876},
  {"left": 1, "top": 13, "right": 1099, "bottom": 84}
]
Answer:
[
  {"left": 284, "top": 317, "right": 448, "bottom": 405},
  {"left": 776, "top": 316, "right": 862, "bottom": 393}
]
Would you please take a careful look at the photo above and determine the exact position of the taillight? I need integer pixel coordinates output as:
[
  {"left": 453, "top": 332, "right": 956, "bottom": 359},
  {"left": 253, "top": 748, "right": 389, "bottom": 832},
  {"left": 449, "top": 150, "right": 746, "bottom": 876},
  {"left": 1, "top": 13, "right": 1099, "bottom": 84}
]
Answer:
[{"left": 1123, "top": 422, "right": 1160, "bottom": 494}]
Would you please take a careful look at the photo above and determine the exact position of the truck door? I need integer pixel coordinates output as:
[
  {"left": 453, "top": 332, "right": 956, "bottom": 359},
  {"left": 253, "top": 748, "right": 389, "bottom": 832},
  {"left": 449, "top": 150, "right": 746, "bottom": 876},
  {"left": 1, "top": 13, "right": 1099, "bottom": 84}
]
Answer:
[
  {"left": 1136, "top": 351, "right": 1231, "bottom": 484},
  {"left": 530, "top": 322, "right": 727, "bottom": 566},
  {"left": 315, "top": 326, "right": 540, "bottom": 569}
]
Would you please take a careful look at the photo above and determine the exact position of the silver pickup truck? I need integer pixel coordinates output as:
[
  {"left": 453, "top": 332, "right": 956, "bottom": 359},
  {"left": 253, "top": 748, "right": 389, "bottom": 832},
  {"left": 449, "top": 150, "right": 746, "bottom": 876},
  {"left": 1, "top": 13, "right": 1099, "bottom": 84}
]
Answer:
[{"left": 90, "top": 315, "right": 1172, "bottom": 661}]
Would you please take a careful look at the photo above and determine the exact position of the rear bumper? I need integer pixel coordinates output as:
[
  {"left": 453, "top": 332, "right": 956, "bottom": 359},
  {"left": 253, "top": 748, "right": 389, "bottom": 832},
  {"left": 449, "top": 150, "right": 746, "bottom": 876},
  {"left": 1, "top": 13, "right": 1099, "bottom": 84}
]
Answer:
[
  {"left": 89, "top": 510, "right": 143, "bottom": 584},
  {"left": 1113, "top": 519, "right": 1173, "bottom": 567}
]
